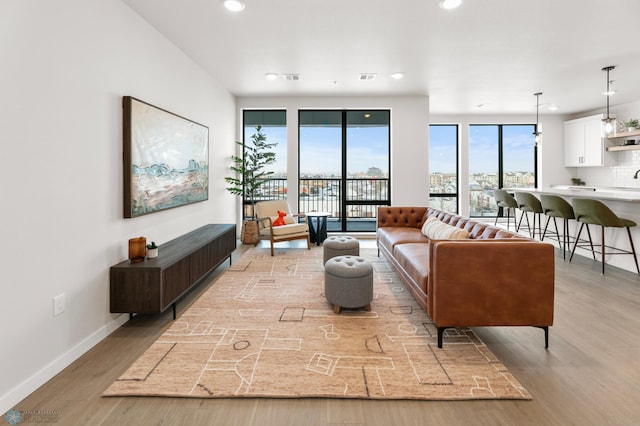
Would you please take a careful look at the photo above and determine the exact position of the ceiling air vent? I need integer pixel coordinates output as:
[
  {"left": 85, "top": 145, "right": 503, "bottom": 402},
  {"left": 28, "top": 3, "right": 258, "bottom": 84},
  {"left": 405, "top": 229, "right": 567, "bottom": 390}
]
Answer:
[
  {"left": 283, "top": 74, "right": 300, "bottom": 81},
  {"left": 359, "top": 73, "right": 377, "bottom": 81}
]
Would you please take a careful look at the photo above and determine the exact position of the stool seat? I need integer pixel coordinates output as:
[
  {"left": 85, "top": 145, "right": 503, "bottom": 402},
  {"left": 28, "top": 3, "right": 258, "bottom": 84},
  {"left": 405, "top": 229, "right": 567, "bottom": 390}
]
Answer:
[
  {"left": 540, "top": 194, "right": 576, "bottom": 260},
  {"left": 323, "top": 236, "right": 360, "bottom": 264},
  {"left": 324, "top": 255, "right": 373, "bottom": 314},
  {"left": 494, "top": 189, "right": 518, "bottom": 230},
  {"left": 515, "top": 191, "right": 543, "bottom": 239},
  {"left": 569, "top": 198, "right": 639, "bottom": 275}
]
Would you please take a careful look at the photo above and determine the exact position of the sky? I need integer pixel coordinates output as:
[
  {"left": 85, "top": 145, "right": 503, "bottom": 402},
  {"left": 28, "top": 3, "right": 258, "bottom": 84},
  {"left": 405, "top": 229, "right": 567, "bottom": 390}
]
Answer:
[
  {"left": 245, "top": 123, "right": 535, "bottom": 176},
  {"left": 430, "top": 124, "right": 536, "bottom": 174},
  {"left": 245, "top": 125, "right": 390, "bottom": 176}
]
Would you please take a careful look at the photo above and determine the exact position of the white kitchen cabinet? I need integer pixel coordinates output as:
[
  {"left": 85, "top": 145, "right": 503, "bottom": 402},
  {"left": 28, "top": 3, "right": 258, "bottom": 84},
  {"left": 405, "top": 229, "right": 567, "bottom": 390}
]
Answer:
[{"left": 564, "top": 114, "right": 613, "bottom": 167}]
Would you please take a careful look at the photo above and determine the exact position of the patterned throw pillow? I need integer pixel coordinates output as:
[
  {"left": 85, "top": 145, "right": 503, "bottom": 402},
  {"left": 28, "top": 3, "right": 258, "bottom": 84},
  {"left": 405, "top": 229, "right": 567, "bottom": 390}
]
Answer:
[{"left": 421, "top": 216, "right": 469, "bottom": 240}]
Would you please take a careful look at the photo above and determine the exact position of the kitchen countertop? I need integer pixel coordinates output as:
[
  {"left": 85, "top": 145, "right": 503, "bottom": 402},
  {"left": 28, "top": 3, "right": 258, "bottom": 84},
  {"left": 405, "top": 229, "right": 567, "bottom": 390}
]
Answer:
[{"left": 507, "top": 186, "right": 640, "bottom": 202}]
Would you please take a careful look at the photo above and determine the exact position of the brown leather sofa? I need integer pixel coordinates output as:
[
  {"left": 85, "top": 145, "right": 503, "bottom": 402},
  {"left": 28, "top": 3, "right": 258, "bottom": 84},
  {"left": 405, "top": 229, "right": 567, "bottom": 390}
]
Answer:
[{"left": 377, "top": 206, "right": 555, "bottom": 348}]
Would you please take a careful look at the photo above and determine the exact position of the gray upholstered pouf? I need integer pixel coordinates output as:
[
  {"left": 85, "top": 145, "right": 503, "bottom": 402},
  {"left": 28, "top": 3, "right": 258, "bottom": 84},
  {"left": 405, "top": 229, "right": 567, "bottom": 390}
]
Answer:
[
  {"left": 323, "top": 236, "right": 360, "bottom": 264},
  {"left": 324, "top": 255, "right": 373, "bottom": 314}
]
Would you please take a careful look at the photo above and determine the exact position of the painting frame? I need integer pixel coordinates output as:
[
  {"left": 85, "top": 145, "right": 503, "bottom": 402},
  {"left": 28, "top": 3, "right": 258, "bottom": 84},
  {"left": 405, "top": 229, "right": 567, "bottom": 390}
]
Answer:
[{"left": 123, "top": 96, "right": 209, "bottom": 218}]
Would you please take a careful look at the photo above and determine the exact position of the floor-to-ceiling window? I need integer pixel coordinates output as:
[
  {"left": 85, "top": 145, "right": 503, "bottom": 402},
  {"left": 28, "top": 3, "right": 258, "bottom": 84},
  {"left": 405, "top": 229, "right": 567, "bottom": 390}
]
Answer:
[
  {"left": 469, "top": 124, "right": 536, "bottom": 217},
  {"left": 429, "top": 124, "right": 459, "bottom": 213},
  {"left": 299, "top": 110, "right": 390, "bottom": 232},
  {"left": 242, "top": 110, "right": 286, "bottom": 218}
]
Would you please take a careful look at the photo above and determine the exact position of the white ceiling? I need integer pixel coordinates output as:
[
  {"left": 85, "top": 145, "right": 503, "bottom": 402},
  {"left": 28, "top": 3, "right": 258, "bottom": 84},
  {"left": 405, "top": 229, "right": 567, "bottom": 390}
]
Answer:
[{"left": 122, "top": 0, "right": 640, "bottom": 115}]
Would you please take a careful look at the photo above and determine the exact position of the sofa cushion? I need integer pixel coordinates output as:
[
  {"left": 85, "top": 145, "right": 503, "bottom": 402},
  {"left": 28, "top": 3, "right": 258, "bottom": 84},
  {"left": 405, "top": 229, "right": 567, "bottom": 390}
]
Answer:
[
  {"left": 495, "top": 229, "right": 527, "bottom": 239},
  {"left": 421, "top": 216, "right": 469, "bottom": 240},
  {"left": 479, "top": 226, "right": 500, "bottom": 239},
  {"left": 394, "top": 243, "right": 430, "bottom": 294},
  {"left": 377, "top": 227, "right": 428, "bottom": 254}
]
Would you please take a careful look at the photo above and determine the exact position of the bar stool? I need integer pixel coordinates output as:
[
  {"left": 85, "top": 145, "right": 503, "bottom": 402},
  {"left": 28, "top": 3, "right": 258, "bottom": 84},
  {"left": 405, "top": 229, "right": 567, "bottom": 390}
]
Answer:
[
  {"left": 493, "top": 189, "right": 518, "bottom": 230},
  {"left": 515, "top": 191, "right": 543, "bottom": 239},
  {"left": 569, "top": 198, "right": 640, "bottom": 275},
  {"left": 540, "top": 194, "right": 575, "bottom": 260}
]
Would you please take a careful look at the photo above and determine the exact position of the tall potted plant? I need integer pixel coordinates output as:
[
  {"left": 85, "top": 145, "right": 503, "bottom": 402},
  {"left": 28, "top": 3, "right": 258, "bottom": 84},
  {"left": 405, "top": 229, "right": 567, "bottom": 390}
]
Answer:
[{"left": 225, "top": 126, "right": 277, "bottom": 244}]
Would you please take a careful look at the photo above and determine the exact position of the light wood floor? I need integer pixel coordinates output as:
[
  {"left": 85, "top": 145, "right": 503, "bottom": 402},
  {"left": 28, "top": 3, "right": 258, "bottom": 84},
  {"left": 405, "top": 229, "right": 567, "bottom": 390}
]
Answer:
[{"left": 15, "top": 239, "right": 640, "bottom": 425}]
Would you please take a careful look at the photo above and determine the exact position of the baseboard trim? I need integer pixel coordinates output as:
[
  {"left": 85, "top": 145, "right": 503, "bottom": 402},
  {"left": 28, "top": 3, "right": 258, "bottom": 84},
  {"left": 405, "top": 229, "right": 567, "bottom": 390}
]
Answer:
[{"left": 0, "top": 314, "right": 129, "bottom": 413}]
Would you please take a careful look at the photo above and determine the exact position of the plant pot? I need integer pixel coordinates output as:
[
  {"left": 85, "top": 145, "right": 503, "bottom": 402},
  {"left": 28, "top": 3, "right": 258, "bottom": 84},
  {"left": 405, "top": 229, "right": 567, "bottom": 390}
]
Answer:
[
  {"left": 241, "top": 220, "right": 260, "bottom": 244},
  {"left": 147, "top": 248, "right": 158, "bottom": 259}
]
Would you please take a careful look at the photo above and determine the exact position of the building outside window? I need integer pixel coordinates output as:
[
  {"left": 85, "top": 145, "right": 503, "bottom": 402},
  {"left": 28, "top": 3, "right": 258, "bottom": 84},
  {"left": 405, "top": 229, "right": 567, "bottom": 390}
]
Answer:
[
  {"left": 429, "top": 124, "right": 459, "bottom": 213},
  {"left": 299, "top": 110, "right": 390, "bottom": 232},
  {"left": 469, "top": 124, "right": 536, "bottom": 218}
]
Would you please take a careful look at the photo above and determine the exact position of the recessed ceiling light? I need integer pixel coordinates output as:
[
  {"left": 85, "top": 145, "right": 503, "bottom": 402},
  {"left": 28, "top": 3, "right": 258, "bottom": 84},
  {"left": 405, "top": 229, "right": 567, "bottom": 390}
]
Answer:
[
  {"left": 390, "top": 72, "right": 404, "bottom": 80},
  {"left": 439, "top": 0, "right": 463, "bottom": 10},
  {"left": 547, "top": 105, "right": 559, "bottom": 111},
  {"left": 602, "top": 90, "right": 617, "bottom": 96},
  {"left": 264, "top": 73, "right": 279, "bottom": 80},
  {"left": 224, "top": 0, "right": 245, "bottom": 12}
]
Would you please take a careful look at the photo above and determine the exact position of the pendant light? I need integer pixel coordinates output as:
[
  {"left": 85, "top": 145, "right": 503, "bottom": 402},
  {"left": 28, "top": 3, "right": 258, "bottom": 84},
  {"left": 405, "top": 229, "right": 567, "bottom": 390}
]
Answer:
[
  {"left": 602, "top": 66, "right": 616, "bottom": 136},
  {"left": 533, "top": 92, "right": 542, "bottom": 146}
]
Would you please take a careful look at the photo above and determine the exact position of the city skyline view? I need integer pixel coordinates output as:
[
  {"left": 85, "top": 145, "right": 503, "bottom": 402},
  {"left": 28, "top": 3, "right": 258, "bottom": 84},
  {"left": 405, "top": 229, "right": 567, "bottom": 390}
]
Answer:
[{"left": 245, "top": 122, "right": 536, "bottom": 217}]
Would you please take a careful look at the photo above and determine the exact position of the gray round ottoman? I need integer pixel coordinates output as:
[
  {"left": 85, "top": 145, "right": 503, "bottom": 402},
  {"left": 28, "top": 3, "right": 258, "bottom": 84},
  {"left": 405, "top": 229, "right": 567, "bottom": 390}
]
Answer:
[
  {"left": 323, "top": 236, "right": 360, "bottom": 264},
  {"left": 324, "top": 255, "right": 373, "bottom": 314}
]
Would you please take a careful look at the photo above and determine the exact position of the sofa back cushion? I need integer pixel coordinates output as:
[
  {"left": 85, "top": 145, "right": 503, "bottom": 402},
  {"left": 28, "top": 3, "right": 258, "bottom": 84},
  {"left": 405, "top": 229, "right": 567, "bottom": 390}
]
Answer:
[
  {"left": 378, "top": 207, "right": 428, "bottom": 229},
  {"left": 421, "top": 216, "right": 470, "bottom": 240}
]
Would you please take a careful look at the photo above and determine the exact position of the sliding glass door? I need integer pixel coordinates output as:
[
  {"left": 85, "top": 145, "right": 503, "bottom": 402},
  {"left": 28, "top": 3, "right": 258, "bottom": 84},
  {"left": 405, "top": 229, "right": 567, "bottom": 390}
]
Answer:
[{"left": 299, "top": 110, "right": 390, "bottom": 232}]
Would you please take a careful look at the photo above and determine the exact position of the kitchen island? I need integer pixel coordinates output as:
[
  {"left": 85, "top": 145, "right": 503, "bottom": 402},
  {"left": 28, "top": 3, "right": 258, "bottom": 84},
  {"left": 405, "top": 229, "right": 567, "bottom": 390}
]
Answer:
[{"left": 507, "top": 186, "right": 640, "bottom": 274}]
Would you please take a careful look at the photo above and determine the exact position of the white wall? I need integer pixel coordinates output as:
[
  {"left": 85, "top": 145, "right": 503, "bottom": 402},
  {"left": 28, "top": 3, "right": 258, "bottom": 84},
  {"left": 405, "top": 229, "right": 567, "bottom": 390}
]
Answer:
[
  {"left": 0, "top": 0, "right": 236, "bottom": 411},
  {"left": 430, "top": 113, "right": 568, "bottom": 216},
  {"left": 236, "top": 96, "right": 430, "bottom": 215}
]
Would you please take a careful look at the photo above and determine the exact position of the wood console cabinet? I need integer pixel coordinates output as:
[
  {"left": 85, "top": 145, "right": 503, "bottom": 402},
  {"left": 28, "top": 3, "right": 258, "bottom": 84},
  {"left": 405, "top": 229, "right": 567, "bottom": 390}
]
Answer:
[{"left": 110, "top": 224, "right": 236, "bottom": 318}]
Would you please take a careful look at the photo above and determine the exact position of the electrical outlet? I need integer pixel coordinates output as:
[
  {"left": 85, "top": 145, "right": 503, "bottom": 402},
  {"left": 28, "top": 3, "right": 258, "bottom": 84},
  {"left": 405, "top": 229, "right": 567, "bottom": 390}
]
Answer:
[{"left": 53, "top": 293, "right": 65, "bottom": 316}]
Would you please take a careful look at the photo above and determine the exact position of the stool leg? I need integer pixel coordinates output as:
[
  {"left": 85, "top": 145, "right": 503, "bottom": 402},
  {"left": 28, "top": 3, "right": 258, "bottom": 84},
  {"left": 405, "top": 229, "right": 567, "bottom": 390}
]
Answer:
[
  {"left": 584, "top": 225, "right": 596, "bottom": 260},
  {"left": 517, "top": 211, "right": 525, "bottom": 232},
  {"left": 570, "top": 222, "right": 585, "bottom": 262},
  {"left": 563, "top": 218, "right": 569, "bottom": 260},
  {"left": 524, "top": 212, "right": 532, "bottom": 236},
  {"left": 601, "top": 226, "right": 606, "bottom": 275},
  {"left": 627, "top": 227, "right": 640, "bottom": 275},
  {"left": 333, "top": 305, "right": 341, "bottom": 314},
  {"left": 542, "top": 215, "right": 551, "bottom": 240},
  {"left": 552, "top": 217, "right": 561, "bottom": 250}
]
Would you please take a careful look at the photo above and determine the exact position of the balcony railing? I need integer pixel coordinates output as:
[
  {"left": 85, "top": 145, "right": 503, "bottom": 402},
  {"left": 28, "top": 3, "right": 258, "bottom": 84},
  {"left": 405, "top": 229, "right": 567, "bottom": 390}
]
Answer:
[{"left": 244, "top": 178, "right": 389, "bottom": 230}]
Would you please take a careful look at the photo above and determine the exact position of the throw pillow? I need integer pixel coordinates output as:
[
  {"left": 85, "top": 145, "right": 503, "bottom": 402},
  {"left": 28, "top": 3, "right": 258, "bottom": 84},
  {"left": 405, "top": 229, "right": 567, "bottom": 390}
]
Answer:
[
  {"left": 271, "top": 211, "right": 296, "bottom": 227},
  {"left": 272, "top": 210, "right": 287, "bottom": 226},
  {"left": 421, "top": 216, "right": 469, "bottom": 240},
  {"left": 421, "top": 216, "right": 440, "bottom": 236}
]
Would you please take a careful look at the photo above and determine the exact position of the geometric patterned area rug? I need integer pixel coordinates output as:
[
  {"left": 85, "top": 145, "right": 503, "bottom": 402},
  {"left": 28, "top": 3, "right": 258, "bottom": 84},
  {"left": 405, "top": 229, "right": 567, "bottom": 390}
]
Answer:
[{"left": 103, "top": 246, "right": 531, "bottom": 400}]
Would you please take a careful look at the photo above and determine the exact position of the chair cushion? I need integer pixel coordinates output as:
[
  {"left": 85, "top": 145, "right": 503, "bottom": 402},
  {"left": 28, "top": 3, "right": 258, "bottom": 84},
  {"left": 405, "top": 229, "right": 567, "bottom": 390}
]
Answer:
[{"left": 260, "top": 222, "right": 308, "bottom": 236}]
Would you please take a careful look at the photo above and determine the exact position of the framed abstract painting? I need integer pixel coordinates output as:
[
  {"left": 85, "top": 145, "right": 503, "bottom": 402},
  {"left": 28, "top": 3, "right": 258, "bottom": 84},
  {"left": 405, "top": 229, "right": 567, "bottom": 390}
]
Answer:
[{"left": 123, "top": 96, "right": 209, "bottom": 218}]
